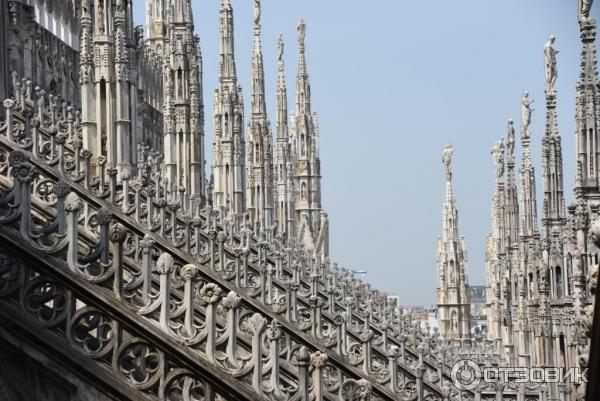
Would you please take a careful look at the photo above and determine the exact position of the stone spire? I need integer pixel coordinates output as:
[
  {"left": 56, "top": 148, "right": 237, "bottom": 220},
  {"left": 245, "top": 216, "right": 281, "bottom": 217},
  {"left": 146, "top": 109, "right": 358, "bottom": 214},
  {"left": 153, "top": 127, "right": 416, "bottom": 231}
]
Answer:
[
  {"left": 436, "top": 145, "right": 471, "bottom": 341},
  {"left": 274, "top": 34, "right": 296, "bottom": 240},
  {"left": 505, "top": 120, "right": 520, "bottom": 248},
  {"left": 212, "top": 0, "right": 246, "bottom": 219},
  {"left": 81, "top": 0, "right": 137, "bottom": 178},
  {"left": 80, "top": 0, "right": 95, "bottom": 164},
  {"left": 574, "top": 8, "right": 600, "bottom": 204},
  {"left": 486, "top": 136, "right": 513, "bottom": 356},
  {"left": 519, "top": 92, "right": 539, "bottom": 239},
  {"left": 246, "top": 0, "right": 275, "bottom": 231},
  {"left": 162, "top": 0, "right": 205, "bottom": 202},
  {"left": 146, "top": 0, "right": 167, "bottom": 54},
  {"left": 292, "top": 19, "right": 328, "bottom": 258},
  {"left": 541, "top": 39, "right": 566, "bottom": 233},
  {"left": 114, "top": 0, "right": 133, "bottom": 176},
  {"left": 219, "top": 0, "right": 237, "bottom": 86},
  {"left": 490, "top": 138, "right": 507, "bottom": 257}
]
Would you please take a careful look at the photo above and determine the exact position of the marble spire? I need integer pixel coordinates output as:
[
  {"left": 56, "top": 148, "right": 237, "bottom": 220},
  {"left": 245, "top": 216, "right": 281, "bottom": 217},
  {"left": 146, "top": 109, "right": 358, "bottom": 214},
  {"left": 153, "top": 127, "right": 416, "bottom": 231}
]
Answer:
[
  {"left": 274, "top": 34, "right": 296, "bottom": 240},
  {"left": 292, "top": 19, "right": 328, "bottom": 258},
  {"left": 161, "top": 0, "right": 205, "bottom": 201},
  {"left": 574, "top": 2, "right": 600, "bottom": 203},
  {"left": 246, "top": 0, "right": 275, "bottom": 231},
  {"left": 81, "top": 0, "right": 137, "bottom": 178},
  {"left": 212, "top": 0, "right": 246, "bottom": 219},
  {"left": 219, "top": 0, "right": 237, "bottom": 86},
  {"left": 505, "top": 119, "right": 520, "bottom": 248},
  {"left": 436, "top": 145, "right": 471, "bottom": 341},
  {"left": 519, "top": 92, "right": 539, "bottom": 239},
  {"left": 541, "top": 37, "right": 566, "bottom": 232},
  {"left": 146, "top": 0, "right": 167, "bottom": 53}
]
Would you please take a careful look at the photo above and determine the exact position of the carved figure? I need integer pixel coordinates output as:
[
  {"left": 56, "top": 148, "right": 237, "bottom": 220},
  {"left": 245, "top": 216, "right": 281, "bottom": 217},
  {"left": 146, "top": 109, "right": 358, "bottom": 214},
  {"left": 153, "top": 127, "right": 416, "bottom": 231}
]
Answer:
[
  {"left": 491, "top": 138, "right": 505, "bottom": 179},
  {"left": 298, "top": 19, "right": 306, "bottom": 46},
  {"left": 253, "top": 0, "right": 260, "bottom": 26},
  {"left": 520, "top": 91, "right": 534, "bottom": 136},
  {"left": 579, "top": 0, "right": 594, "bottom": 21},
  {"left": 506, "top": 119, "right": 515, "bottom": 160},
  {"left": 544, "top": 36, "right": 558, "bottom": 95},
  {"left": 277, "top": 34, "right": 284, "bottom": 64},
  {"left": 442, "top": 145, "right": 454, "bottom": 180},
  {"left": 97, "top": 0, "right": 105, "bottom": 34}
]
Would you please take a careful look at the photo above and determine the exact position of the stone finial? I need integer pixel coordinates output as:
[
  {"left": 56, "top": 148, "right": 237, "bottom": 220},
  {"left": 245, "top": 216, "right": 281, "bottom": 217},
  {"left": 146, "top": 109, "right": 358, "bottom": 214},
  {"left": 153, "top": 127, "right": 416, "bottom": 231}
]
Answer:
[
  {"left": 310, "top": 351, "right": 328, "bottom": 368},
  {"left": 65, "top": 193, "right": 81, "bottom": 212},
  {"left": 266, "top": 320, "right": 282, "bottom": 340},
  {"left": 296, "top": 346, "right": 311, "bottom": 366},
  {"left": 155, "top": 252, "right": 174, "bottom": 275},
  {"left": 8, "top": 150, "right": 29, "bottom": 168},
  {"left": 139, "top": 234, "right": 155, "bottom": 252},
  {"left": 199, "top": 283, "right": 222, "bottom": 305},
  {"left": 180, "top": 264, "right": 201, "bottom": 281},
  {"left": 96, "top": 208, "right": 113, "bottom": 225},
  {"left": 222, "top": 291, "right": 242, "bottom": 310},
  {"left": 109, "top": 223, "right": 127, "bottom": 243},
  {"left": 248, "top": 313, "right": 267, "bottom": 334}
]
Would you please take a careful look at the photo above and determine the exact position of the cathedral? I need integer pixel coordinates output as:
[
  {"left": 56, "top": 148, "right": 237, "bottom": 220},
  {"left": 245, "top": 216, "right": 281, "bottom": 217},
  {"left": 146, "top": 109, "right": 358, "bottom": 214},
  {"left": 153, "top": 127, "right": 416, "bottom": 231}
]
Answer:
[
  {"left": 2, "top": 0, "right": 329, "bottom": 258},
  {"left": 482, "top": 6, "right": 598, "bottom": 373},
  {"left": 0, "top": 1, "right": 597, "bottom": 401}
]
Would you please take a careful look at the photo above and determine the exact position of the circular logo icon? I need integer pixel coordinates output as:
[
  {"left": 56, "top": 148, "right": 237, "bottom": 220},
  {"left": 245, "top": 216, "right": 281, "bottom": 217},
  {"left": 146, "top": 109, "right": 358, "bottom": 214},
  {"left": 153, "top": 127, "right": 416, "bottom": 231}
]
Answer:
[{"left": 451, "top": 359, "right": 481, "bottom": 391}]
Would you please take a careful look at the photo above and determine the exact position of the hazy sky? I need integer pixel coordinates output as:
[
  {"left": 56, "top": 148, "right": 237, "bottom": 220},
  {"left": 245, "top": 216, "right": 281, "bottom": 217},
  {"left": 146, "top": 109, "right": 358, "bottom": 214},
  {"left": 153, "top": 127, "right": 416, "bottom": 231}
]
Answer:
[{"left": 133, "top": 1, "right": 598, "bottom": 305}]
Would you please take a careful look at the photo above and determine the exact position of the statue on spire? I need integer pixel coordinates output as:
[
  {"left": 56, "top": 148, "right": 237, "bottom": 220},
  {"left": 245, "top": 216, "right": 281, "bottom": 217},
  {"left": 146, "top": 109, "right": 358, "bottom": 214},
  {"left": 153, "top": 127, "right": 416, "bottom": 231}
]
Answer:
[
  {"left": 298, "top": 18, "right": 306, "bottom": 47},
  {"left": 544, "top": 36, "right": 558, "bottom": 96},
  {"left": 253, "top": 0, "right": 261, "bottom": 27},
  {"left": 442, "top": 145, "right": 454, "bottom": 181},
  {"left": 520, "top": 91, "right": 534, "bottom": 137},
  {"left": 277, "top": 34, "right": 284, "bottom": 65},
  {"left": 97, "top": 0, "right": 105, "bottom": 33},
  {"left": 491, "top": 139, "right": 505, "bottom": 180},
  {"left": 579, "top": 0, "right": 594, "bottom": 22},
  {"left": 82, "top": 0, "right": 90, "bottom": 16},
  {"left": 506, "top": 119, "right": 516, "bottom": 161}
]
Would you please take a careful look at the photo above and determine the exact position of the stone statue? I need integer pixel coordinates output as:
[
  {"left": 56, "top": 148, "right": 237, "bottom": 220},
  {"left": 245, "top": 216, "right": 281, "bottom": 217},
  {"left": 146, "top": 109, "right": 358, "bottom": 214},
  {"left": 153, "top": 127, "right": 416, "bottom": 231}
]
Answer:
[
  {"left": 491, "top": 138, "right": 505, "bottom": 179},
  {"left": 97, "top": 0, "right": 105, "bottom": 34},
  {"left": 298, "top": 18, "right": 306, "bottom": 46},
  {"left": 253, "top": 0, "right": 261, "bottom": 27},
  {"left": 544, "top": 36, "right": 558, "bottom": 95},
  {"left": 442, "top": 145, "right": 454, "bottom": 180},
  {"left": 579, "top": 0, "right": 594, "bottom": 22},
  {"left": 506, "top": 119, "right": 515, "bottom": 160},
  {"left": 116, "top": 0, "right": 125, "bottom": 13},
  {"left": 277, "top": 34, "right": 284, "bottom": 65},
  {"left": 82, "top": 0, "right": 90, "bottom": 15},
  {"left": 520, "top": 91, "right": 534, "bottom": 136}
]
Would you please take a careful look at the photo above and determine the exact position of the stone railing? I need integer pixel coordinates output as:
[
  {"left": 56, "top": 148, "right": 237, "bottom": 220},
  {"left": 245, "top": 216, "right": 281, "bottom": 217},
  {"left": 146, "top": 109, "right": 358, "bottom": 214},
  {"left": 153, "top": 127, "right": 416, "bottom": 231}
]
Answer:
[
  {"left": 3, "top": 74, "right": 471, "bottom": 382},
  {"left": 0, "top": 78, "right": 546, "bottom": 401}
]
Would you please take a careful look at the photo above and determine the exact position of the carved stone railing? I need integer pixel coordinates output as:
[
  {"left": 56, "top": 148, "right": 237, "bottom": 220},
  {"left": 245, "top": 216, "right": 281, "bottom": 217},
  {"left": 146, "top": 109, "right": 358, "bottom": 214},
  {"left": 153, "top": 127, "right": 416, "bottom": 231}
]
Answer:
[
  {"left": 0, "top": 79, "right": 545, "bottom": 401},
  {"left": 3, "top": 76, "right": 460, "bottom": 381}
]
